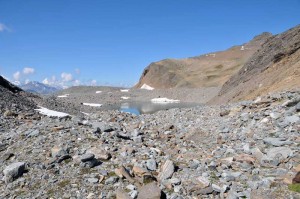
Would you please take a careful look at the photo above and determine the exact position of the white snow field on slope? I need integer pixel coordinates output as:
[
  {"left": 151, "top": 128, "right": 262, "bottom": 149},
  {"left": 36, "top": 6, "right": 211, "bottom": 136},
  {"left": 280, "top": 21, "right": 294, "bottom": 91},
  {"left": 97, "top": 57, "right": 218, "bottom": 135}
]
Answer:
[
  {"left": 151, "top": 98, "right": 180, "bottom": 103},
  {"left": 121, "top": 96, "right": 130, "bottom": 100},
  {"left": 82, "top": 103, "right": 102, "bottom": 107},
  {"left": 57, "top": 94, "right": 69, "bottom": 98},
  {"left": 95, "top": 91, "right": 102, "bottom": 94},
  {"left": 120, "top": 89, "right": 129, "bottom": 92},
  {"left": 141, "top": 84, "right": 154, "bottom": 90},
  {"left": 35, "top": 107, "right": 69, "bottom": 118}
]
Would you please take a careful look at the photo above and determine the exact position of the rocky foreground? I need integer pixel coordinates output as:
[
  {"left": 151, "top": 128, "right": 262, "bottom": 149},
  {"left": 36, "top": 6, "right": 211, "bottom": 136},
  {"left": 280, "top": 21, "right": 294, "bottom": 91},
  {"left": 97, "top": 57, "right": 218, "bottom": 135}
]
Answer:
[{"left": 0, "top": 89, "right": 300, "bottom": 199}]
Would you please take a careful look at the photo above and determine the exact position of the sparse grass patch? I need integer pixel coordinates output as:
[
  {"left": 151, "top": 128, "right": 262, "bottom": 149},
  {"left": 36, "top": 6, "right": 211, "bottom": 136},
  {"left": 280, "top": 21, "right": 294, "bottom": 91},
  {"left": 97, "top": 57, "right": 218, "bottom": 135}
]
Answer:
[
  {"left": 108, "top": 171, "right": 116, "bottom": 177},
  {"left": 270, "top": 181, "right": 278, "bottom": 188},
  {"left": 215, "top": 64, "right": 223, "bottom": 69},
  {"left": 79, "top": 168, "right": 91, "bottom": 175},
  {"left": 47, "top": 189, "right": 55, "bottom": 197},
  {"left": 64, "top": 158, "right": 72, "bottom": 164},
  {"left": 288, "top": 184, "right": 300, "bottom": 193},
  {"left": 268, "top": 132, "right": 276, "bottom": 137},
  {"left": 57, "top": 179, "right": 70, "bottom": 188},
  {"left": 209, "top": 172, "right": 219, "bottom": 183}
]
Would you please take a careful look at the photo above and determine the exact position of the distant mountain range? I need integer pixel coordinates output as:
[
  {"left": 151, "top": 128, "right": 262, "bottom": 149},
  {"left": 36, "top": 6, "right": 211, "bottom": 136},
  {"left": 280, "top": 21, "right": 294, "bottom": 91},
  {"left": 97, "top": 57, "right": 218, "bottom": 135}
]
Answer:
[{"left": 20, "top": 81, "right": 61, "bottom": 94}]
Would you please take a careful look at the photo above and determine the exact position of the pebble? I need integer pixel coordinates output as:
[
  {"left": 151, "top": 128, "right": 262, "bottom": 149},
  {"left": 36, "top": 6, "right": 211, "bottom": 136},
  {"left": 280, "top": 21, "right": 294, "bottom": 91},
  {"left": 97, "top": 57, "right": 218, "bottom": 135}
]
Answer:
[{"left": 146, "top": 159, "right": 157, "bottom": 171}]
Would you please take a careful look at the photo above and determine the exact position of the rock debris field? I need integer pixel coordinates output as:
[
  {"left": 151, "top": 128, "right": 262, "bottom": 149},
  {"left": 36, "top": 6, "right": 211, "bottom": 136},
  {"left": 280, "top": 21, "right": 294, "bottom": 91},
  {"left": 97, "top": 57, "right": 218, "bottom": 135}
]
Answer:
[{"left": 0, "top": 88, "right": 300, "bottom": 199}]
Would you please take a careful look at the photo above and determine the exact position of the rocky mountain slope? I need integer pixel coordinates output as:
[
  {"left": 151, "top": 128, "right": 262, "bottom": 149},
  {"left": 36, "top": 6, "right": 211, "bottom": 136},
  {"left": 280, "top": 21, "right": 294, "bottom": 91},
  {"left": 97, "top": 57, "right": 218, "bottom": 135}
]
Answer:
[
  {"left": 0, "top": 88, "right": 299, "bottom": 198},
  {"left": 21, "top": 81, "right": 60, "bottom": 94},
  {"left": 0, "top": 76, "right": 38, "bottom": 113},
  {"left": 210, "top": 25, "right": 300, "bottom": 104},
  {"left": 0, "top": 76, "right": 23, "bottom": 93},
  {"left": 0, "top": 75, "right": 80, "bottom": 130},
  {"left": 135, "top": 33, "right": 271, "bottom": 89}
]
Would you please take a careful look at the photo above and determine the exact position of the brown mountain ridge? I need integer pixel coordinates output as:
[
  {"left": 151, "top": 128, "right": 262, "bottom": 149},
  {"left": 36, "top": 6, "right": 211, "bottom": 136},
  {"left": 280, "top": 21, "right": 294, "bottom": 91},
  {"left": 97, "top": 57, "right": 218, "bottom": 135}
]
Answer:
[
  {"left": 211, "top": 24, "right": 300, "bottom": 104},
  {"left": 135, "top": 32, "right": 272, "bottom": 89}
]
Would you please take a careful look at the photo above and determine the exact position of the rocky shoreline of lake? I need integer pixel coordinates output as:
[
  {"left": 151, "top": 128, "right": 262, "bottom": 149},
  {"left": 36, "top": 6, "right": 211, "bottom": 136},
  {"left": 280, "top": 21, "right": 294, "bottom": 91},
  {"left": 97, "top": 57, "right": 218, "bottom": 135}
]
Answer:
[{"left": 0, "top": 88, "right": 299, "bottom": 198}]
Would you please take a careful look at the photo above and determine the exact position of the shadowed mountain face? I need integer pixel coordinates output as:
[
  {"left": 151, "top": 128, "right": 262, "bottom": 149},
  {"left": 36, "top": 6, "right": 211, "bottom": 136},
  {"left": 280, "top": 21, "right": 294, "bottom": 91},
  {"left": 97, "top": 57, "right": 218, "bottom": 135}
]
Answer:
[
  {"left": 0, "top": 76, "right": 23, "bottom": 93},
  {"left": 0, "top": 76, "right": 39, "bottom": 113},
  {"left": 135, "top": 33, "right": 272, "bottom": 89},
  {"left": 211, "top": 25, "right": 300, "bottom": 104}
]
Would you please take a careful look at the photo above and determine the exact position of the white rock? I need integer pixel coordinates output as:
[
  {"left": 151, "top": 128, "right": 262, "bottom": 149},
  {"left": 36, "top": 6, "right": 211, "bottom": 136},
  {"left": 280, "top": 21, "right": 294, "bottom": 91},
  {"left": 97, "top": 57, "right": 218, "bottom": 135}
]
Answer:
[
  {"left": 197, "top": 176, "right": 210, "bottom": 188},
  {"left": 158, "top": 160, "right": 175, "bottom": 181},
  {"left": 3, "top": 162, "right": 26, "bottom": 183}
]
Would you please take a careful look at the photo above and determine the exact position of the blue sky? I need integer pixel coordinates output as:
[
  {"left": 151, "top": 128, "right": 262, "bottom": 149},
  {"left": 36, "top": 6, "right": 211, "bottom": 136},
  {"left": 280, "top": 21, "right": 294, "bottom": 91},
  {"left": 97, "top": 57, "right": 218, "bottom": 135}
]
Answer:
[{"left": 0, "top": 0, "right": 299, "bottom": 87}]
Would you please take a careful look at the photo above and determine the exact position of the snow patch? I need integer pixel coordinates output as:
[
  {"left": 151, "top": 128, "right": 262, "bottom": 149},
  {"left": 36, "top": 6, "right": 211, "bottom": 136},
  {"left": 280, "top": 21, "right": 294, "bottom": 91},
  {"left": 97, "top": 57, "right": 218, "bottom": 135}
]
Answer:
[
  {"left": 35, "top": 107, "right": 69, "bottom": 118},
  {"left": 120, "top": 89, "right": 129, "bottom": 92},
  {"left": 241, "top": 46, "right": 245, "bottom": 50},
  {"left": 82, "top": 103, "right": 102, "bottom": 107},
  {"left": 151, "top": 98, "right": 180, "bottom": 103},
  {"left": 141, "top": 84, "right": 154, "bottom": 90},
  {"left": 121, "top": 96, "right": 130, "bottom": 100},
  {"left": 205, "top": 53, "right": 216, "bottom": 57},
  {"left": 95, "top": 91, "right": 102, "bottom": 94},
  {"left": 81, "top": 112, "right": 90, "bottom": 116},
  {"left": 57, "top": 94, "right": 69, "bottom": 98},
  {"left": 13, "top": 81, "right": 21, "bottom": 86}
]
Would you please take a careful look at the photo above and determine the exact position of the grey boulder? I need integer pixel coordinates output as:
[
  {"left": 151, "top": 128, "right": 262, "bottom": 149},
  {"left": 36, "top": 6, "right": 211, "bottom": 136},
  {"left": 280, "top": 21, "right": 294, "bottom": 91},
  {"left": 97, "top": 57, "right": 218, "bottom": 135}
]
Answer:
[{"left": 3, "top": 162, "right": 26, "bottom": 183}]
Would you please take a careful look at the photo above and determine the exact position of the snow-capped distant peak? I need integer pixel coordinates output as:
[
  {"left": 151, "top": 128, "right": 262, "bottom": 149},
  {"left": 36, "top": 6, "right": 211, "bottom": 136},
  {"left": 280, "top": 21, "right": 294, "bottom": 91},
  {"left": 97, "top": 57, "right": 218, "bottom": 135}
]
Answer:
[
  {"left": 20, "top": 81, "right": 61, "bottom": 94},
  {"left": 13, "top": 81, "right": 21, "bottom": 86}
]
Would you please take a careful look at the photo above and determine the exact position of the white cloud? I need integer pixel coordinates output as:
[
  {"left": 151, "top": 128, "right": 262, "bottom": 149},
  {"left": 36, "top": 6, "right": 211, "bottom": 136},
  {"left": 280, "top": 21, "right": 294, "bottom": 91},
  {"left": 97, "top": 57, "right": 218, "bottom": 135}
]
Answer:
[
  {"left": 0, "top": 23, "right": 10, "bottom": 32},
  {"left": 73, "top": 79, "right": 81, "bottom": 86},
  {"left": 90, "top": 80, "right": 97, "bottom": 86},
  {"left": 75, "top": 68, "right": 80, "bottom": 74},
  {"left": 42, "top": 78, "right": 50, "bottom": 85},
  {"left": 23, "top": 67, "right": 35, "bottom": 75},
  {"left": 13, "top": 71, "right": 21, "bottom": 81},
  {"left": 61, "top": 72, "right": 73, "bottom": 82},
  {"left": 43, "top": 75, "right": 57, "bottom": 85}
]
